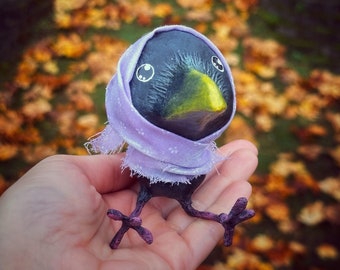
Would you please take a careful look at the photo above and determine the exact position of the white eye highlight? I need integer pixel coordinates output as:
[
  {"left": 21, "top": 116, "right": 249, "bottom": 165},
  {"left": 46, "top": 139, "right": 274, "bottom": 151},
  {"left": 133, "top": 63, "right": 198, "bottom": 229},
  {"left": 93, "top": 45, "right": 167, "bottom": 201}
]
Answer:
[
  {"left": 211, "top": 56, "right": 224, "bottom": 72},
  {"left": 136, "top": 64, "right": 155, "bottom": 82}
]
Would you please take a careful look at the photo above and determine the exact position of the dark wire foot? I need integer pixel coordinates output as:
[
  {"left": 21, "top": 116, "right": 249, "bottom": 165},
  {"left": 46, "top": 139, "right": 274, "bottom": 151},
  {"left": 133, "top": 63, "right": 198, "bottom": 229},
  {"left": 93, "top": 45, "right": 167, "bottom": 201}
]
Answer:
[
  {"left": 107, "top": 184, "right": 153, "bottom": 249},
  {"left": 107, "top": 209, "right": 153, "bottom": 249},
  {"left": 218, "top": 197, "right": 255, "bottom": 246},
  {"left": 180, "top": 197, "right": 255, "bottom": 246}
]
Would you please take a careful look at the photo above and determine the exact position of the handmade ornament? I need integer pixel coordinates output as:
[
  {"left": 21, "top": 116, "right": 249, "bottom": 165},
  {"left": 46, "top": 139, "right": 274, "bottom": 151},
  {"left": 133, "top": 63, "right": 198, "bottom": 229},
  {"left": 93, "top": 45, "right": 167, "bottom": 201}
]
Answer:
[{"left": 85, "top": 25, "right": 255, "bottom": 249}]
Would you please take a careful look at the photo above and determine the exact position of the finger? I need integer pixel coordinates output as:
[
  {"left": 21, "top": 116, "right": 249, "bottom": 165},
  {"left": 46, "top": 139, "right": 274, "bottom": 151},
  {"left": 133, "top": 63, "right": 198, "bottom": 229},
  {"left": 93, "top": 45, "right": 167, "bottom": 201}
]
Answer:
[
  {"left": 197, "top": 147, "right": 258, "bottom": 203},
  {"left": 56, "top": 154, "right": 134, "bottom": 194},
  {"left": 218, "top": 139, "right": 258, "bottom": 156}
]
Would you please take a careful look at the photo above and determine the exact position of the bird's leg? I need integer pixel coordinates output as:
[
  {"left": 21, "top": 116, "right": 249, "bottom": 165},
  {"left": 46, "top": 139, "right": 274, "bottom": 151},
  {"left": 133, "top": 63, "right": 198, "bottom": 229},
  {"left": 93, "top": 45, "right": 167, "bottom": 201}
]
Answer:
[
  {"left": 179, "top": 197, "right": 255, "bottom": 246},
  {"left": 107, "top": 184, "right": 153, "bottom": 249}
]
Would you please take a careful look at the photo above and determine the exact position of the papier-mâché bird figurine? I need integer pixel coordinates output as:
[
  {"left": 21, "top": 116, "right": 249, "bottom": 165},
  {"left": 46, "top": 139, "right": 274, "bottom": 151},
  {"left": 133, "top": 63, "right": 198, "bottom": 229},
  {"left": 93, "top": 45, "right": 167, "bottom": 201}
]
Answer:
[{"left": 85, "top": 25, "right": 255, "bottom": 249}]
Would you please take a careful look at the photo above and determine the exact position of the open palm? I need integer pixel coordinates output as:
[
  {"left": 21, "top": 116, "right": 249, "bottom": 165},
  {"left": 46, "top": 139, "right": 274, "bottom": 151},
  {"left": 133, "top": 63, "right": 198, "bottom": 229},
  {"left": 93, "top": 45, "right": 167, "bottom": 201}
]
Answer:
[{"left": 0, "top": 140, "right": 257, "bottom": 270}]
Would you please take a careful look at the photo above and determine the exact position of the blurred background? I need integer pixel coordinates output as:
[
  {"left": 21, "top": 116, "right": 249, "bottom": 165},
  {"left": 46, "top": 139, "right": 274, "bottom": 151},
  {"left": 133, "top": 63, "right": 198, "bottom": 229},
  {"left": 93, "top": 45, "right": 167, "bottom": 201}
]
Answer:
[{"left": 0, "top": 0, "right": 339, "bottom": 269}]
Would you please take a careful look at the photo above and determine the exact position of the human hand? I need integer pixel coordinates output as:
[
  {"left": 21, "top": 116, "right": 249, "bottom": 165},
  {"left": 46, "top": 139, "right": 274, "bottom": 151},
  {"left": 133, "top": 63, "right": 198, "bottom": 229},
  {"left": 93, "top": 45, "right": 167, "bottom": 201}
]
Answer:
[{"left": 0, "top": 140, "right": 257, "bottom": 270}]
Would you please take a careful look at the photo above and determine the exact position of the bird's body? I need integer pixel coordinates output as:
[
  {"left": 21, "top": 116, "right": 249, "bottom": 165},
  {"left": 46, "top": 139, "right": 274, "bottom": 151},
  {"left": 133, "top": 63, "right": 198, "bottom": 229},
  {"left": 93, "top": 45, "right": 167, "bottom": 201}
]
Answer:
[{"left": 86, "top": 25, "right": 254, "bottom": 249}]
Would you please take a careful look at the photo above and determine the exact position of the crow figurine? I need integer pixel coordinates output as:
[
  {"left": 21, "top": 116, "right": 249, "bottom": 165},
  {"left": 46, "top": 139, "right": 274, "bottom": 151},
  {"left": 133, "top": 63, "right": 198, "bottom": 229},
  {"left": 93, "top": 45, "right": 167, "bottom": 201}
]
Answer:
[{"left": 85, "top": 25, "right": 255, "bottom": 249}]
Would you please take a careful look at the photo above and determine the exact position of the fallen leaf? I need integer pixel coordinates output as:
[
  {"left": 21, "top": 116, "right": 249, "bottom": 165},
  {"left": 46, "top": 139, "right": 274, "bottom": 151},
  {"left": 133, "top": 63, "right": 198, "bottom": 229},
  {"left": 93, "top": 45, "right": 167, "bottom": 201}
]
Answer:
[
  {"left": 224, "top": 115, "right": 257, "bottom": 145},
  {"left": 288, "top": 241, "right": 306, "bottom": 255},
  {"left": 21, "top": 144, "right": 57, "bottom": 163},
  {"left": 251, "top": 234, "right": 275, "bottom": 252},
  {"left": 326, "top": 112, "right": 340, "bottom": 133},
  {"left": 0, "top": 144, "right": 18, "bottom": 161},
  {"left": 265, "top": 202, "right": 290, "bottom": 222},
  {"left": 297, "top": 144, "right": 323, "bottom": 160},
  {"left": 177, "top": 0, "right": 210, "bottom": 9},
  {"left": 298, "top": 201, "right": 325, "bottom": 226},
  {"left": 22, "top": 98, "right": 52, "bottom": 120},
  {"left": 309, "top": 70, "right": 340, "bottom": 99},
  {"left": 318, "top": 177, "right": 340, "bottom": 201},
  {"left": 153, "top": 3, "right": 173, "bottom": 18},
  {"left": 316, "top": 243, "right": 338, "bottom": 260},
  {"left": 53, "top": 33, "right": 90, "bottom": 58},
  {"left": 329, "top": 145, "right": 340, "bottom": 167},
  {"left": 325, "top": 204, "right": 340, "bottom": 225}
]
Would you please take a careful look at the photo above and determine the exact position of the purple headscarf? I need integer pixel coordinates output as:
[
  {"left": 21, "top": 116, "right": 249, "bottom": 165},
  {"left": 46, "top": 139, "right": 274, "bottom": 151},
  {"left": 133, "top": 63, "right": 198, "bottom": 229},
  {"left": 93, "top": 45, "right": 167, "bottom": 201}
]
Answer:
[{"left": 85, "top": 25, "right": 236, "bottom": 184}]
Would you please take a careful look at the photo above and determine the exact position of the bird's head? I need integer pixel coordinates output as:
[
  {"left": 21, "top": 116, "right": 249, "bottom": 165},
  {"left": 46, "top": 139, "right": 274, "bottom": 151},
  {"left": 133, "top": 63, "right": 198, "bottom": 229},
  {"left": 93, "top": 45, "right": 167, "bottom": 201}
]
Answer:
[{"left": 130, "top": 29, "right": 235, "bottom": 141}]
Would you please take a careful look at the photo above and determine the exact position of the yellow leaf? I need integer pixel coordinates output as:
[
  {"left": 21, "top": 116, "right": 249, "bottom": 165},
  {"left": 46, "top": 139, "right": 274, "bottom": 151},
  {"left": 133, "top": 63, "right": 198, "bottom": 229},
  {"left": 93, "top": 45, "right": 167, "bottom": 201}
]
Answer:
[
  {"left": 153, "top": 3, "right": 173, "bottom": 18},
  {"left": 43, "top": 61, "right": 59, "bottom": 75},
  {"left": 298, "top": 201, "right": 325, "bottom": 226},
  {"left": 76, "top": 114, "right": 99, "bottom": 137},
  {"left": 316, "top": 244, "right": 338, "bottom": 260},
  {"left": 177, "top": 0, "right": 211, "bottom": 9},
  {"left": 318, "top": 177, "right": 340, "bottom": 201},
  {"left": 53, "top": 34, "right": 90, "bottom": 58},
  {"left": 55, "top": 0, "right": 87, "bottom": 12},
  {"left": 251, "top": 234, "right": 274, "bottom": 252}
]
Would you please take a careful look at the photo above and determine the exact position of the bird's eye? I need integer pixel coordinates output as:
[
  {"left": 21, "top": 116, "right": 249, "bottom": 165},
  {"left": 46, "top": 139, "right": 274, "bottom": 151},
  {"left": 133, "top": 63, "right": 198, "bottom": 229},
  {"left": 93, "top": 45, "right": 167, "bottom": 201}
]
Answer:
[
  {"left": 211, "top": 56, "right": 224, "bottom": 72},
  {"left": 136, "top": 64, "right": 155, "bottom": 82}
]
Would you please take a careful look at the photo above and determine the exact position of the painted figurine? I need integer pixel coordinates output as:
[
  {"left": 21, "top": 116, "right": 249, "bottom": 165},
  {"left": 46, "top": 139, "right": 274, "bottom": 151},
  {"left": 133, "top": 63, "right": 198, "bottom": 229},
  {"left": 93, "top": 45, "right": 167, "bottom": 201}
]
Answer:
[{"left": 85, "top": 25, "right": 255, "bottom": 249}]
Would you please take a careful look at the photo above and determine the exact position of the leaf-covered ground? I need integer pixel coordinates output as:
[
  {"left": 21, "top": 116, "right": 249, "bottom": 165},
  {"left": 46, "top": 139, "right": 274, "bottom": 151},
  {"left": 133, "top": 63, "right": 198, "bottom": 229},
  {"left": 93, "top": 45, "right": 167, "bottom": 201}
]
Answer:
[{"left": 0, "top": 0, "right": 339, "bottom": 269}]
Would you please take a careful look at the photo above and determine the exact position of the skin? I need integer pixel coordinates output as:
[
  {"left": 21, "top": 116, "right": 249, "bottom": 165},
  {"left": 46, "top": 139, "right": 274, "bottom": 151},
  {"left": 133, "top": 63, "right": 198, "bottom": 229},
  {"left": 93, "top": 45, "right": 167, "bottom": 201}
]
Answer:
[{"left": 0, "top": 140, "right": 257, "bottom": 270}]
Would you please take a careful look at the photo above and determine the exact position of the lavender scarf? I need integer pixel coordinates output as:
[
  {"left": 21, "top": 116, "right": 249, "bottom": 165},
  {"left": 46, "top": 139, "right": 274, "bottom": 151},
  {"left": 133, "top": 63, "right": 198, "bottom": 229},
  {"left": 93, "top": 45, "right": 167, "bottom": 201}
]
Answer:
[{"left": 85, "top": 25, "right": 236, "bottom": 184}]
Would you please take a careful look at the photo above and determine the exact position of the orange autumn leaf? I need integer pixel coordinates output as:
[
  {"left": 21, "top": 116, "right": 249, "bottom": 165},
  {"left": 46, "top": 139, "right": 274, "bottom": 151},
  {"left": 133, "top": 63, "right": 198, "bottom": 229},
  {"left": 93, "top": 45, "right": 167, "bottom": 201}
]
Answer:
[
  {"left": 21, "top": 144, "right": 58, "bottom": 163},
  {"left": 53, "top": 33, "right": 90, "bottom": 58},
  {"left": 224, "top": 115, "right": 257, "bottom": 145},
  {"left": 297, "top": 144, "right": 323, "bottom": 160},
  {"left": 265, "top": 202, "right": 290, "bottom": 222},
  {"left": 153, "top": 3, "right": 173, "bottom": 18},
  {"left": 277, "top": 219, "right": 298, "bottom": 234},
  {"left": 316, "top": 244, "right": 339, "bottom": 260},
  {"left": 0, "top": 144, "right": 18, "bottom": 161},
  {"left": 309, "top": 69, "right": 340, "bottom": 99},
  {"left": 326, "top": 112, "right": 340, "bottom": 133},
  {"left": 265, "top": 174, "right": 295, "bottom": 197},
  {"left": 325, "top": 204, "right": 340, "bottom": 225},
  {"left": 298, "top": 94, "right": 328, "bottom": 120},
  {"left": 223, "top": 248, "right": 274, "bottom": 270},
  {"left": 329, "top": 145, "right": 340, "bottom": 167},
  {"left": 55, "top": 0, "right": 87, "bottom": 12},
  {"left": 0, "top": 110, "right": 23, "bottom": 137},
  {"left": 14, "top": 55, "right": 37, "bottom": 88},
  {"left": 233, "top": 0, "right": 258, "bottom": 12},
  {"left": 243, "top": 37, "right": 286, "bottom": 79},
  {"left": 251, "top": 234, "right": 275, "bottom": 252},
  {"left": 288, "top": 241, "right": 307, "bottom": 255},
  {"left": 15, "top": 126, "right": 42, "bottom": 145},
  {"left": 177, "top": 0, "right": 211, "bottom": 9}
]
